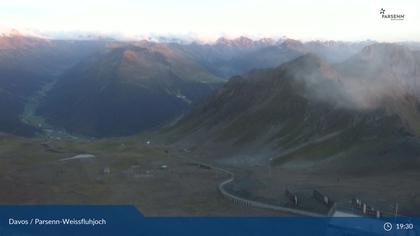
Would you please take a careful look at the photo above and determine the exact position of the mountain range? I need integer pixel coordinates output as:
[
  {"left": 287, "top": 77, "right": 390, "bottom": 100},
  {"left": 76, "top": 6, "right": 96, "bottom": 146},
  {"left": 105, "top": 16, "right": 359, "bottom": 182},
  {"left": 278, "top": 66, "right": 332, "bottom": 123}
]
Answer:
[
  {"left": 3, "top": 31, "right": 419, "bottom": 146},
  {"left": 0, "top": 33, "right": 377, "bottom": 137},
  {"left": 172, "top": 37, "right": 372, "bottom": 78}
]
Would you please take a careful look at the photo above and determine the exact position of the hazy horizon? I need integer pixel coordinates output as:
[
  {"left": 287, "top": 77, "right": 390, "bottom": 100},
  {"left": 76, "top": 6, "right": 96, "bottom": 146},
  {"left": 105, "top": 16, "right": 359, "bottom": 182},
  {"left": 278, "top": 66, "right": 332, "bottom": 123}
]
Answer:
[{"left": 0, "top": 0, "right": 419, "bottom": 42}]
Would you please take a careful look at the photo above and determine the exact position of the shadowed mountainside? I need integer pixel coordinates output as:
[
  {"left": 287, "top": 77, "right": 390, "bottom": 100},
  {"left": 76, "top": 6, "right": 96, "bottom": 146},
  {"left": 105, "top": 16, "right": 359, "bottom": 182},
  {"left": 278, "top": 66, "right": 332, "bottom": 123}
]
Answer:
[{"left": 37, "top": 44, "right": 223, "bottom": 137}]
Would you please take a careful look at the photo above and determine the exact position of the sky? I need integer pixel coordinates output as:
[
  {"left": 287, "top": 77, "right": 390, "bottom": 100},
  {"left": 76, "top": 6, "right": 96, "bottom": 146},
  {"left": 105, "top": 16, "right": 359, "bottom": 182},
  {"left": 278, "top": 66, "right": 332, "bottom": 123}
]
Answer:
[{"left": 0, "top": 0, "right": 419, "bottom": 42}]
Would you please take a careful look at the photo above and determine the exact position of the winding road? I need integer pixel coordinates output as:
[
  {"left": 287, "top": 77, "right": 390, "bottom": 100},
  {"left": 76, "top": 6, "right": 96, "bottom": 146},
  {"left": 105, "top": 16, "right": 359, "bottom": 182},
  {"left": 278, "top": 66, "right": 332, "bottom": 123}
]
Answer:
[{"left": 176, "top": 153, "right": 335, "bottom": 216}]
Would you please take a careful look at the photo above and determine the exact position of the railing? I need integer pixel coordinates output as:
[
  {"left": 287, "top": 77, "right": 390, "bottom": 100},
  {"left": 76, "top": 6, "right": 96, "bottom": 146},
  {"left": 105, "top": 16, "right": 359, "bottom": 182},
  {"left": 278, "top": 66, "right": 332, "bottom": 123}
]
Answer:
[{"left": 217, "top": 172, "right": 332, "bottom": 216}]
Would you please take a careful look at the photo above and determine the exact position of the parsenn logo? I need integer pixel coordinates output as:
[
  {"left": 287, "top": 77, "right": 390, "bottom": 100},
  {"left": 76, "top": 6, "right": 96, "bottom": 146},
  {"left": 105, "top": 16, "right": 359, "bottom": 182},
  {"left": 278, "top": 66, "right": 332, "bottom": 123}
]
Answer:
[{"left": 380, "top": 8, "right": 405, "bottom": 21}]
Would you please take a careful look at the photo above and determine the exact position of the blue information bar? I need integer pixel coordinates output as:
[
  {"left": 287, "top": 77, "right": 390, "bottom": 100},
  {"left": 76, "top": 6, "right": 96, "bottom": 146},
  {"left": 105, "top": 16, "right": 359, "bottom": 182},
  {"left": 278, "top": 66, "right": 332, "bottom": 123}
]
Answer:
[{"left": 0, "top": 206, "right": 418, "bottom": 236}]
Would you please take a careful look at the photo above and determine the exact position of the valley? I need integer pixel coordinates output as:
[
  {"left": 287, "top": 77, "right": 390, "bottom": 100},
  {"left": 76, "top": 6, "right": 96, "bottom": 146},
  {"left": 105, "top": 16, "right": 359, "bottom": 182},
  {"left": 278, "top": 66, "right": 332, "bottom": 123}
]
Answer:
[{"left": 20, "top": 76, "right": 80, "bottom": 140}]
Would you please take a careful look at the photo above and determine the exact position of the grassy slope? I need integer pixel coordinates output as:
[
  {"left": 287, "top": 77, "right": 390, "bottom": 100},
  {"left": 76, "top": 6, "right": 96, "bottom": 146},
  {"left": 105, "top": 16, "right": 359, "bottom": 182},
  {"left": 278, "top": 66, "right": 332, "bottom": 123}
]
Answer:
[{"left": 0, "top": 134, "right": 282, "bottom": 216}]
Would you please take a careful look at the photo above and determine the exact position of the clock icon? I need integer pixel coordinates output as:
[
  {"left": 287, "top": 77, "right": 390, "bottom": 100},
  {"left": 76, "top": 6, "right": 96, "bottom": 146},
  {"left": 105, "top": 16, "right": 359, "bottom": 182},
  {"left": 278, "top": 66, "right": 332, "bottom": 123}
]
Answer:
[{"left": 384, "top": 222, "right": 393, "bottom": 232}]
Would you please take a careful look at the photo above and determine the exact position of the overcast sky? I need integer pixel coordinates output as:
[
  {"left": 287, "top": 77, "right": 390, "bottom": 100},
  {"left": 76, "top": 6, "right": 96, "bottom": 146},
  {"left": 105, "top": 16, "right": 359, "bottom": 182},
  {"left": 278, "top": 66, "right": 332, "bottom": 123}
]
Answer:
[{"left": 0, "top": 0, "right": 419, "bottom": 41}]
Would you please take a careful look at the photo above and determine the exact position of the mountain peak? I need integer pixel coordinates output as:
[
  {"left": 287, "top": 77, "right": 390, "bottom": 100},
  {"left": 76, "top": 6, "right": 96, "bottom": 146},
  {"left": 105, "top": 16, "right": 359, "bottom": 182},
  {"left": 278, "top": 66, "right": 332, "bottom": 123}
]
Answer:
[
  {"left": 348, "top": 43, "right": 417, "bottom": 70},
  {"left": 360, "top": 43, "right": 413, "bottom": 59},
  {"left": 279, "top": 53, "right": 339, "bottom": 81},
  {"left": 281, "top": 53, "right": 324, "bottom": 69},
  {"left": 215, "top": 36, "right": 256, "bottom": 48},
  {"left": 1, "top": 28, "right": 21, "bottom": 37},
  {"left": 281, "top": 38, "right": 305, "bottom": 50},
  {"left": 0, "top": 33, "right": 49, "bottom": 50}
]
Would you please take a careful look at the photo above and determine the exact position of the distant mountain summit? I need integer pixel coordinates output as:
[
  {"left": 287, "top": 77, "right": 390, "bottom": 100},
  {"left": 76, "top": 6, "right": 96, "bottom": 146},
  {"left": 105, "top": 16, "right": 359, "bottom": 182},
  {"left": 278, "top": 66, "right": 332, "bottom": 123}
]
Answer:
[
  {"left": 0, "top": 33, "right": 48, "bottom": 50},
  {"left": 280, "top": 39, "right": 306, "bottom": 51},
  {"left": 215, "top": 36, "right": 274, "bottom": 48}
]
